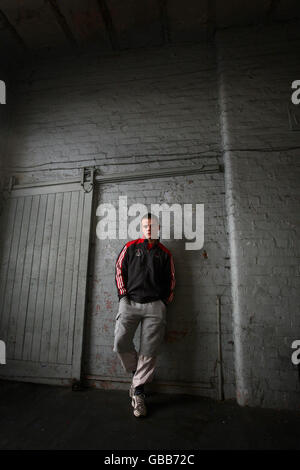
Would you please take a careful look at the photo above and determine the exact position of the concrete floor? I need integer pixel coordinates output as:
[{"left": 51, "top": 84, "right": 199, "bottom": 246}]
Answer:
[{"left": 0, "top": 379, "right": 300, "bottom": 450}]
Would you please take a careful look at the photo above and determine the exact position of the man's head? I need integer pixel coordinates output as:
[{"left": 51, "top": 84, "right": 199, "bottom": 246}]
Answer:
[{"left": 141, "top": 213, "right": 160, "bottom": 241}]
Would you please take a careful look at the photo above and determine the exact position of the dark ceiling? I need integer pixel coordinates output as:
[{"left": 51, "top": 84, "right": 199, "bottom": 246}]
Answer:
[{"left": 0, "top": 0, "right": 299, "bottom": 66}]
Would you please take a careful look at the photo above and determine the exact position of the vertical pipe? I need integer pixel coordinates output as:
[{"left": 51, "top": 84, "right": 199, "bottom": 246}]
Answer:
[
  {"left": 217, "top": 295, "right": 224, "bottom": 400},
  {"left": 216, "top": 32, "right": 246, "bottom": 405}
]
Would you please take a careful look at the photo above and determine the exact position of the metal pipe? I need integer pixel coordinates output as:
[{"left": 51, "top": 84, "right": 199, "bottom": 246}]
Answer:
[
  {"left": 5, "top": 163, "right": 222, "bottom": 191},
  {"left": 94, "top": 163, "right": 222, "bottom": 185}
]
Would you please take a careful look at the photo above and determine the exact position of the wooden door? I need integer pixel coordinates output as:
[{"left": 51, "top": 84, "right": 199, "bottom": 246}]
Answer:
[{"left": 0, "top": 176, "right": 93, "bottom": 385}]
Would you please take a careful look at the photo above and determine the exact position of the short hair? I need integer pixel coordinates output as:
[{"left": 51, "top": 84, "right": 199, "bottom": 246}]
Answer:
[{"left": 141, "top": 212, "right": 159, "bottom": 224}]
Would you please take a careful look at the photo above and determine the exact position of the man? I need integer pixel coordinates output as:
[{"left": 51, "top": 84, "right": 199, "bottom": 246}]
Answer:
[{"left": 114, "top": 212, "right": 175, "bottom": 417}]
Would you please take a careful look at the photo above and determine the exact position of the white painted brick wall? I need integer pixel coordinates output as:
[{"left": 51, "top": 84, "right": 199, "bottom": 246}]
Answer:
[
  {"left": 217, "top": 22, "right": 300, "bottom": 409},
  {"left": 84, "top": 174, "right": 233, "bottom": 398},
  {"left": 3, "top": 44, "right": 220, "bottom": 184}
]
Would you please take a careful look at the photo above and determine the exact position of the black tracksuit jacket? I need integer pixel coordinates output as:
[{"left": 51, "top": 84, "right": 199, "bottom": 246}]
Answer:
[{"left": 115, "top": 237, "right": 175, "bottom": 306}]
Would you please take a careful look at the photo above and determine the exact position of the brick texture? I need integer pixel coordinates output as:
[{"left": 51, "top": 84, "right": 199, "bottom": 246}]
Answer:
[{"left": 217, "top": 22, "right": 300, "bottom": 409}]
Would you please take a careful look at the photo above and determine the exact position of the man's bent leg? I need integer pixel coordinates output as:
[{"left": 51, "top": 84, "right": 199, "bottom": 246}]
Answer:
[
  {"left": 117, "top": 350, "right": 138, "bottom": 373},
  {"left": 132, "top": 355, "right": 157, "bottom": 388}
]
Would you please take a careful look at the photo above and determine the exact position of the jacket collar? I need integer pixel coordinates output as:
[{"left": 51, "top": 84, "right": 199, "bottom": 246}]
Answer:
[{"left": 140, "top": 235, "right": 159, "bottom": 248}]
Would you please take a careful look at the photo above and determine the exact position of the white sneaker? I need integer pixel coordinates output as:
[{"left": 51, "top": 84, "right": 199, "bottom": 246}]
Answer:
[{"left": 131, "top": 393, "right": 147, "bottom": 417}]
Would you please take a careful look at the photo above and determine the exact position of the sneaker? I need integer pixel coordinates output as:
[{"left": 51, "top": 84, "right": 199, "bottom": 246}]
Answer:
[
  {"left": 129, "top": 382, "right": 144, "bottom": 398},
  {"left": 131, "top": 393, "right": 147, "bottom": 417}
]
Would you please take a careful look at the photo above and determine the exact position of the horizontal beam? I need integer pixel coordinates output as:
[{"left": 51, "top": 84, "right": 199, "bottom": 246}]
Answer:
[
  {"left": 95, "top": 164, "right": 222, "bottom": 185},
  {"left": 5, "top": 163, "right": 223, "bottom": 191},
  {"left": 84, "top": 374, "right": 215, "bottom": 392}
]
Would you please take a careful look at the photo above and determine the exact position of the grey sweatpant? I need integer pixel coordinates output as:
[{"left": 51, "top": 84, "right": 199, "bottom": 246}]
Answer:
[{"left": 113, "top": 297, "right": 167, "bottom": 388}]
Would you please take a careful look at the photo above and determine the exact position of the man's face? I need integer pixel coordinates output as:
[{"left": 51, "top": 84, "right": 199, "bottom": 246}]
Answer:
[{"left": 141, "top": 217, "right": 160, "bottom": 240}]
